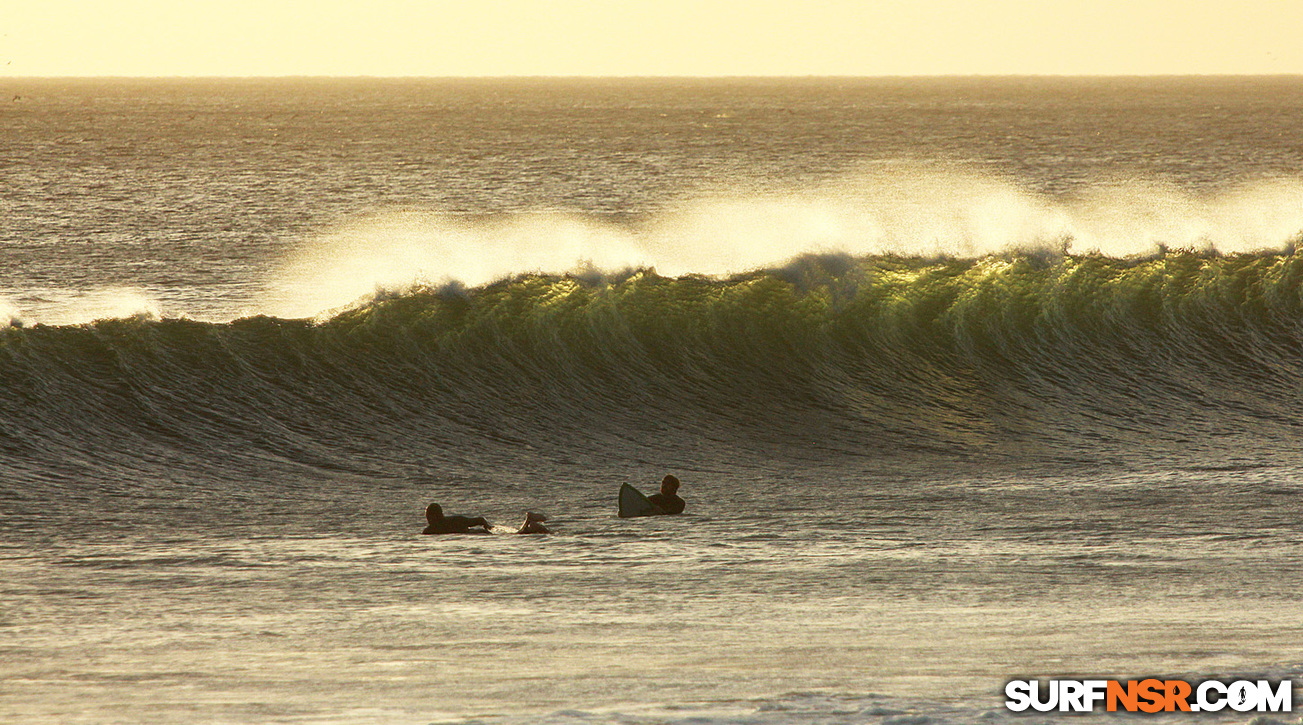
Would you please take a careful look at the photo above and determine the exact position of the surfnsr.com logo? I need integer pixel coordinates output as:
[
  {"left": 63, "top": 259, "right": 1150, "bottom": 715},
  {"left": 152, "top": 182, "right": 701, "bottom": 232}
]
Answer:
[{"left": 1005, "top": 679, "right": 1293, "bottom": 713}]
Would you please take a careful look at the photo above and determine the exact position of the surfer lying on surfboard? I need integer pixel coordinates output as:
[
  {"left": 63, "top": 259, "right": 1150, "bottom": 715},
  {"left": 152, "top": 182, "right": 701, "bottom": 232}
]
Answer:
[{"left": 422, "top": 503, "right": 492, "bottom": 534}]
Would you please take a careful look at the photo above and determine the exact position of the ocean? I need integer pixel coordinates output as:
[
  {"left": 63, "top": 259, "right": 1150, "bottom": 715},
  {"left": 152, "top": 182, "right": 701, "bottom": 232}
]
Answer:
[{"left": 1, "top": 77, "right": 1302, "bottom": 724}]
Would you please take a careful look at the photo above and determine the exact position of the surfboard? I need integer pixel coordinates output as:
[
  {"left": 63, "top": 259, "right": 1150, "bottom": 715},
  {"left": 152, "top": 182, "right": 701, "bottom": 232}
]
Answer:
[{"left": 618, "top": 483, "right": 661, "bottom": 518}]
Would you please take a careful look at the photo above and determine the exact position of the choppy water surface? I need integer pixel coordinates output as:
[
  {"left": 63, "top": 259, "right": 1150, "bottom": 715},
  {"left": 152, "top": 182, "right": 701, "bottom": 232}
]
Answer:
[
  {"left": 2, "top": 78, "right": 1303, "bottom": 724},
  {"left": 6, "top": 463, "right": 1302, "bottom": 724}
]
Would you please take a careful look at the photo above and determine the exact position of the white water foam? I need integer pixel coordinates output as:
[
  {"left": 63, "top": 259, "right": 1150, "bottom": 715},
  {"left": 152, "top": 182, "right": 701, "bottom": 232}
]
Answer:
[
  {"left": 0, "top": 297, "right": 23, "bottom": 327},
  {"left": 268, "top": 168, "right": 1303, "bottom": 318},
  {"left": 40, "top": 289, "right": 163, "bottom": 326},
  {"left": 266, "top": 212, "right": 651, "bottom": 319}
]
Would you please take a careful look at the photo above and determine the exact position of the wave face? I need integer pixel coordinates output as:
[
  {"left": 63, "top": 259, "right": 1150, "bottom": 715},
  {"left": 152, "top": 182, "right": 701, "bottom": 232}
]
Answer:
[{"left": 4, "top": 248, "right": 1303, "bottom": 486}]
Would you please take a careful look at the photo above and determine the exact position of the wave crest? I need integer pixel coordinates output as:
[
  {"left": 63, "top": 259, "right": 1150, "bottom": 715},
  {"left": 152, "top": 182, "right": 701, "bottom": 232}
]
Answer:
[
  {"left": 5, "top": 249, "right": 1303, "bottom": 477},
  {"left": 266, "top": 169, "right": 1303, "bottom": 320}
]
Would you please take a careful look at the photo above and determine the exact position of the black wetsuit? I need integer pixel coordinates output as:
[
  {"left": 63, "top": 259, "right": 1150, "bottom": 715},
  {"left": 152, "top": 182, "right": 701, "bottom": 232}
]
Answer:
[
  {"left": 647, "top": 493, "right": 685, "bottom": 515},
  {"left": 422, "top": 515, "right": 491, "bottom": 534}
]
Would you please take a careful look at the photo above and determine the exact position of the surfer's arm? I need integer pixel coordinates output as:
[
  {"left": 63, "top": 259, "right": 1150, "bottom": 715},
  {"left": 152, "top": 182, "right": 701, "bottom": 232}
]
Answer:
[{"left": 645, "top": 494, "right": 668, "bottom": 514}]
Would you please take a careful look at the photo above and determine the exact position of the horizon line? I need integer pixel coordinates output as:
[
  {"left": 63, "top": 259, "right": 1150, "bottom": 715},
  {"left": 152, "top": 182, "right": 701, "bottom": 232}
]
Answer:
[{"left": 4, "top": 72, "right": 1303, "bottom": 81}]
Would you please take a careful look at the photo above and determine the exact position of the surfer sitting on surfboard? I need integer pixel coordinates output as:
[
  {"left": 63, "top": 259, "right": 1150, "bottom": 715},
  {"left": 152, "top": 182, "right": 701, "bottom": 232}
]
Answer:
[
  {"left": 647, "top": 475, "right": 685, "bottom": 515},
  {"left": 515, "top": 511, "right": 550, "bottom": 534},
  {"left": 422, "top": 503, "right": 492, "bottom": 534},
  {"left": 618, "top": 475, "right": 687, "bottom": 518}
]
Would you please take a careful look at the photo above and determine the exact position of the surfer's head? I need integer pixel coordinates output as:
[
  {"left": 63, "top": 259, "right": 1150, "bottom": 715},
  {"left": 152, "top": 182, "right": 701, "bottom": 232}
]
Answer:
[
  {"left": 425, "top": 503, "right": 444, "bottom": 524},
  {"left": 660, "top": 474, "right": 680, "bottom": 495},
  {"left": 524, "top": 511, "right": 547, "bottom": 524}
]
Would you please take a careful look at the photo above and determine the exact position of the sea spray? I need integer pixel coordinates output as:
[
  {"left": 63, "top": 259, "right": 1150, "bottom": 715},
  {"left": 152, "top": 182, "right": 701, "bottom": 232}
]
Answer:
[{"left": 266, "top": 169, "right": 1303, "bottom": 321}]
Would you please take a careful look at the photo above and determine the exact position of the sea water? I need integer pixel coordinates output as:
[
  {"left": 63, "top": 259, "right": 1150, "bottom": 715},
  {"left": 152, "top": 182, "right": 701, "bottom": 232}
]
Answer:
[{"left": 1, "top": 77, "right": 1302, "bottom": 724}]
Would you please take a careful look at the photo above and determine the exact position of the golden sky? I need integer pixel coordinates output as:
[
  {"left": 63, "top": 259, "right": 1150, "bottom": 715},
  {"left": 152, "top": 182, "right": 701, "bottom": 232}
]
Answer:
[{"left": 2, "top": 0, "right": 1301, "bottom": 77}]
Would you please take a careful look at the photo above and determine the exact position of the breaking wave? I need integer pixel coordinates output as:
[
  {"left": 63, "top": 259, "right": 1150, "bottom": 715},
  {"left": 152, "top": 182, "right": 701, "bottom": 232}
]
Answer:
[
  {"left": 264, "top": 171, "right": 1303, "bottom": 319},
  {"left": 5, "top": 248, "right": 1303, "bottom": 484}
]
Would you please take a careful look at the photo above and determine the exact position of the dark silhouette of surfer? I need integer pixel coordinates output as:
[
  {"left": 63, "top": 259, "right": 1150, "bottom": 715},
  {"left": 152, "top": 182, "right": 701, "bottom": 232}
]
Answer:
[
  {"left": 647, "top": 474, "right": 685, "bottom": 515},
  {"left": 422, "top": 503, "right": 492, "bottom": 534}
]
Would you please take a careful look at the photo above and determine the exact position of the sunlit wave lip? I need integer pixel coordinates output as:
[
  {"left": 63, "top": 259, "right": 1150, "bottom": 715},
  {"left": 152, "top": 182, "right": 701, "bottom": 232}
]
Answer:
[
  {"left": 265, "top": 210, "right": 653, "bottom": 320},
  {"left": 0, "top": 297, "right": 23, "bottom": 328},
  {"left": 6, "top": 288, "right": 164, "bottom": 327},
  {"left": 264, "top": 167, "right": 1303, "bottom": 321}
]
